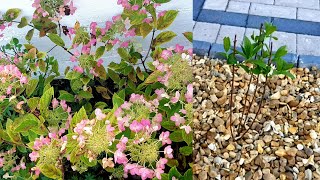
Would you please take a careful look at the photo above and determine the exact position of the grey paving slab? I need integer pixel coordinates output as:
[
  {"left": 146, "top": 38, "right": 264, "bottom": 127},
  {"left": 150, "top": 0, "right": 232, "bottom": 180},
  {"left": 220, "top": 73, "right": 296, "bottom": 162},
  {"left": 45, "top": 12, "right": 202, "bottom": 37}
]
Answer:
[
  {"left": 216, "top": 25, "right": 246, "bottom": 44},
  {"left": 249, "top": 3, "right": 297, "bottom": 19},
  {"left": 203, "top": 0, "right": 228, "bottom": 11},
  {"left": 297, "top": 8, "right": 320, "bottom": 23},
  {"left": 275, "top": 0, "right": 320, "bottom": 10},
  {"left": 272, "top": 31, "right": 297, "bottom": 54},
  {"left": 193, "top": 22, "right": 221, "bottom": 43},
  {"left": 226, "top": 1, "right": 251, "bottom": 14},
  {"left": 234, "top": 0, "right": 274, "bottom": 5},
  {"left": 297, "top": 34, "right": 320, "bottom": 56}
]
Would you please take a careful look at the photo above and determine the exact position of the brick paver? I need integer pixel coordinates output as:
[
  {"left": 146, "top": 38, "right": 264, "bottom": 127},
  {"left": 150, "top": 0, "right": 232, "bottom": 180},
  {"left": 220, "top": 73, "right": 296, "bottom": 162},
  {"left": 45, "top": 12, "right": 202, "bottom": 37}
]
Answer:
[{"left": 194, "top": 0, "right": 320, "bottom": 65}]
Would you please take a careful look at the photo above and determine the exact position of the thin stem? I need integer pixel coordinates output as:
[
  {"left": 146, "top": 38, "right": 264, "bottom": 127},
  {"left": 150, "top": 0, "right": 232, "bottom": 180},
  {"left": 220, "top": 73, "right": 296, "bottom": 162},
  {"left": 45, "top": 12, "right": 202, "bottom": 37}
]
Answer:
[
  {"left": 47, "top": 45, "right": 58, "bottom": 53},
  {"left": 229, "top": 35, "right": 237, "bottom": 140},
  {"left": 141, "top": 29, "right": 155, "bottom": 72}
]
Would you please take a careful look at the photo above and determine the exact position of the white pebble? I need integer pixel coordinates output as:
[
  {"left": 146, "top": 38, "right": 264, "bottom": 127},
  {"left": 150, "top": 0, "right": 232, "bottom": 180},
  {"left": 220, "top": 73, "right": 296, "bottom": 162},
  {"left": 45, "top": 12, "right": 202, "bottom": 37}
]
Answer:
[
  {"left": 208, "top": 143, "right": 217, "bottom": 151},
  {"left": 297, "top": 144, "right": 304, "bottom": 150},
  {"left": 310, "top": 130, "right": 318, "bottom": 139}
]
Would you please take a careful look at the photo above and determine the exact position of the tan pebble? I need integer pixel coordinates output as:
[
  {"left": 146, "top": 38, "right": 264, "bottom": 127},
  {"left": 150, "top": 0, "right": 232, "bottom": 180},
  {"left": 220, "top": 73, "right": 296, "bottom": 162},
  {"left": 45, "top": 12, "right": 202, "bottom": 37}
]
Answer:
[
  {"left": 226, "top": 144, "right": 235, "bottom": 151},
  {"left": 286, "top": 148, "right": 298, "bottom": 156},
  {"left": 289, "top": 126, "right": 298, "bottom": 134},
  {"left": 280, "top": 173, "right": 286, "bottom": 180},
  {"left": 275, "top": 149, "right": 287, "bottom": 157},
  {"left": 217, "top": 96, "right": 227, "bottom": 105},
  {"left": 271, "top": 91, "right": 281, "bottom": 100},
  {"left": 280, "top": 90, "right": 289, "bottom": 96},
  {"left": 258, "top": 143, "right": 264, "bottom": 154}
]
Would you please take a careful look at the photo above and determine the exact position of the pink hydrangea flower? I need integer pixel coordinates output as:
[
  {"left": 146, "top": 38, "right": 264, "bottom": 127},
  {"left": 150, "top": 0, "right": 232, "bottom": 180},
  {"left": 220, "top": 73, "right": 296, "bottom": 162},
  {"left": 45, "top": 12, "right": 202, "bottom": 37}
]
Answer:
[
  {"left": 170, "top": 91, "right": 180, "bottom": 103},
  {"left": 180, "top": 125, "right": 192, "bottom": 134},
  {"left": 164, "top": 145, "right": 173, "bottom": 158},
  {"left": 130, "top": 120, "right": 143, "bottom": 133},
  {"left": 95, "top": 108, "right": 106, "bottom": 120},
  {"left": 74, "top": 66, "right": 84, "bottom": 73},
  {"left": 185, "top": 84, "right": 193, "bottom": 103},
  {"left": 0, "top": 158, "right": 4, "bottom": 167},
  {"left": 158, "top": 10, "right": 167, "bottom": 17},
  {"left": 175, "top": 44, "right": 184, "bottom": 53},
  {"left": 114, "top": 150, "right": 128, "bottom": 164},
  {"left": 161, "top": 50, "right": 172, "bottom": 60},
  {"left": 170, "top": 113, "right": 185, "bottom": 126},
  {"left": 52, "top": 98, "right": 59, "bottom": 109},
  {"left": 29, "top": 151, "right": 40, "bottom": 161},
  {"left": 159, "top": 131, "right": 172, "bottom": 145}
]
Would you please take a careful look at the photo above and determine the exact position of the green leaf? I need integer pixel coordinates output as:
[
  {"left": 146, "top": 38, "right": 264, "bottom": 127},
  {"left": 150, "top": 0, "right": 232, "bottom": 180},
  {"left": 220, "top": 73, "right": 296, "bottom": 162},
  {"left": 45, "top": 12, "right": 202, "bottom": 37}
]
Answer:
[
  {"left": 4, "top": 8, "right": 21, "bottom": 21},
  {"left": 274, "top": 46, "right": 287, "bottom": 58},
  {"left": 153, "top": 31, "right": 177, "bottom": 46},
  {"left": 182, "top": 130, "right": 192, "bottom": 145},
  {"left": 140, "top": 23, "right": 153, "bottom": 38},
  {"left": 179, "top": 146, "right": 192, "bottom": 156},
  {"left": 182, "top": 169, "right": 193, "bottom": 180},
  {"left": 168, "top": 167, "right": 182, "bottom": 180},
  {"left": 112, "top": 93, "right": 124, "bottom": 109},
  {"left": 78, "top": 91, "right": 94, "bottom": 99},
  {"left": 66, "top": 71, "right": 82, "bottom": 80},
  {"left": 58, "top": 90, "right": 75, "bottom": 102},
  {"left": 144, "top": 70, "right": 163, "bottom": 84},
  {"left": 154, "top": 0, "right": 171, "bottom": 3},
  {"left": 71, "top": 107, "right": 88, "bottom": 129},
  {"left": 118, "top": 48, "right": 129, "bottom": 60},
  {"left": 39, "top": 87, "right": 54, "bottom": 113},
  {"left": 157, "top": 10, "right": 178, "bottom": 30},
  {"left": 169, "top": 130, "right": 184, "bottom": 142},
  {"left": 161, "top": 121, "right": 178, "bottom": 131},
  {"left": 25, "top": 29, "right": 34, "bottom": 41},
  {"left": 27, "top": 97, "right": 40, "bottom": 112},
  {"left": 26, "top": 79, "right": 39, "bottom": 97},
  {"left": 95, "top": 46, "right": 105, "bottom": 59},
  {"left": 223, "top": 37, "right": 231, "bottom": 52},
  {"left": 108, "top": 68, "right": 120, "bottom": 82},
  {"left": 18, "top": 17, "right": 28, "bottom": 28},
  {"left": 166, "top": 159, "right": 179, "bottom": 167},
  {"left": 183, "top": 32, "right": 193, "bottom": 43},
  {"left": 48, "top": 33, "right": 65, "bottom": 47},
  {"left": 14, "top": 114, "right": 39, "bottom": 133},
  {"left": 39, "top": 164, "right": 62, "bottom": 179}
]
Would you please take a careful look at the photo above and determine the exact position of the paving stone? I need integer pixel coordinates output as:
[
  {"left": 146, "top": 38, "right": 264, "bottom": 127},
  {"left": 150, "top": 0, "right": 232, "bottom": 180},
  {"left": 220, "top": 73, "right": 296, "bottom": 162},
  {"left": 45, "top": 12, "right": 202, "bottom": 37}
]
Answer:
[
  {"left": 235, "top": 0, "right": 274, "bottom": 5},
  {"left": 249, "top": 3, "right": 297, "bottom": 19},
  {"left": 297, "top": 34, "right": 320, "bottom": 56},
  {"left": 193, "top": 0, "right": 206, "bottom": 20},
  {"left": 203, "top": 0, "right": 228, "bottom": 11},
  {"left": 272, "top": 31, "right": 297, "bottom": 54},
  {"left": 246, "top": 15, "right": 272, "bottom": 29},
  {"left": 297, "top": 8, "right": 320, "bottom": 23},
  {"left": 197, "top": 10, "right": 248, "bottom": 27},
  {"left": 194, "top": 40, "right": 211, "bottom": 56},
  {"left": 275, "top": 0, "right": 319, "bottom": 10},
  {"left": 194, "top": 22, "right": 220, "bottom": 43},
  {"left": 216, "top": 25, "right": 246, "bottom": 44},
  {"left": 226, "top": 1, "right": 251, "bottom": 14}
]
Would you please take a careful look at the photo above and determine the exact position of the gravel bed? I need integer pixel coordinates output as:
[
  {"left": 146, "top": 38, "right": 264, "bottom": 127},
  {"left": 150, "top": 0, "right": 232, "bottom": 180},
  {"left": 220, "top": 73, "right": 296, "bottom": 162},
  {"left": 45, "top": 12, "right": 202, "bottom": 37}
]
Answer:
[{"left": 192, "top": 55, "right": 320, "bottom": 180}]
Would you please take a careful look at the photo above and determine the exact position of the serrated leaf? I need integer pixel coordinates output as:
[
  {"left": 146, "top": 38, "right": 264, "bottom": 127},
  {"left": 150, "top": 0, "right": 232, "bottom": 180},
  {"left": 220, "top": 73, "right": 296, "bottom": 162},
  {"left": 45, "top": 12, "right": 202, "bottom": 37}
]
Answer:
[
  {"left": 179, "top": 146, "right": 192, "bottom": 156},
  {"left": 26, "top": 79, "right": 39, "bottom": 97},
  {"left": 169, "top": 130, "right": 184, "bottom": 142},
  {"left": 157, "top": 10, "right": 178, "bottom": 30},
  {"left": 39, "top": 87, "right": 54, "bottom": 113},
  {"left": 183, "top": 32, "right": 193, "bottom": 43},
  {"left": 58, "top": 90, "right": 75, "bottom": 102},
  {"left": 153, "top": 31, "right": 176, "bottom": 46},
  {"left": 39, "top": 164, "right": 62, "bottom": 179},
  {"left": 14, "top": 114, "right": 39, "bottom": 133},
  {"left": 95, "top": 46, "right": 105, "bottom": 59},
  {"left": 48, "top": 33, "right": 65, "bottom": 47},
  {"left": 27, "top": 97, "right": 40, "bottom": 112},
  {"left": 78, "top": 90, "right": 93, "bottom": 99},
  {"left": 18, "top": 17, "right": 28, "bottom": 28},
  {"left": 25, "top": 29, "right": 34, "bottom": 41},
  {"left": 140, "top": 23, "right": 153, "bottom": 38}
]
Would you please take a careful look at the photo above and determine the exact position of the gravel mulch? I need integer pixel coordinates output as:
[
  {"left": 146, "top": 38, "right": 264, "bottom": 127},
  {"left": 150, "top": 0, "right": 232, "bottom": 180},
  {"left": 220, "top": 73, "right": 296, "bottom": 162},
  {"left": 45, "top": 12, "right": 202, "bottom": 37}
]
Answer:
[{"left": 192, "top": 55, "right": 320, "bottom": 180}]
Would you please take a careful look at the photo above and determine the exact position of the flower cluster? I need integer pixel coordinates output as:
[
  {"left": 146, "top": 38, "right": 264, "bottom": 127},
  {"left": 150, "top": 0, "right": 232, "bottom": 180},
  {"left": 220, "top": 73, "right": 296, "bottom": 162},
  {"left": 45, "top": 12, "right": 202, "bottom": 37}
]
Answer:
[
  {"left": 0, "top": 148, "right": 26, "bottom": 178},
  {"left": 47, "top": 98, "right": 72, "bottom": 132},
  {"left": 153, "top": 47, "right": 193, "bottom": 89},
  {"left": 32, "top": 0, "right": 76, "bottom": 21},
  {"left": 0, "top": 64, "right": 27, "bottom": 100},
  {"left": 72, "top": 109, "right": 116, "bottom": 162}
]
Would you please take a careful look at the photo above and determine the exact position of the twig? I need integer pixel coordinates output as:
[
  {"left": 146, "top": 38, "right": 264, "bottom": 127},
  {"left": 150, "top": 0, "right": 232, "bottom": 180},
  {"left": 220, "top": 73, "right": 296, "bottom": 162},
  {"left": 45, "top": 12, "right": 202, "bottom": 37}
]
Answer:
[
  {"left": 141, "top": 29, "right": 155, "bottom": 72},
  {"left": 229, "top": 35, "right": 237, "bottom": 140}
]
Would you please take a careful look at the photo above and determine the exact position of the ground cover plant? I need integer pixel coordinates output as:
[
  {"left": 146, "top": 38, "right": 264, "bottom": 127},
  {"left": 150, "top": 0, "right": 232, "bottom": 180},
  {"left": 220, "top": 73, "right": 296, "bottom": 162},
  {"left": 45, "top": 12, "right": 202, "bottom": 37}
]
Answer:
[{"left": 0, "top": 0, "right": 193, "bottom": 179}]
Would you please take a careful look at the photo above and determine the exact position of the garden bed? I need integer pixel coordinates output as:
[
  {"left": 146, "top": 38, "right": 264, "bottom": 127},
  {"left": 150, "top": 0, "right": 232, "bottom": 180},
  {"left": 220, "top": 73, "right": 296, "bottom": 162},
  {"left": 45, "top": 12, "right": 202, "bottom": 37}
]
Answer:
[{"left": 192, "top": 55, "right": 320, "bottom": 180}]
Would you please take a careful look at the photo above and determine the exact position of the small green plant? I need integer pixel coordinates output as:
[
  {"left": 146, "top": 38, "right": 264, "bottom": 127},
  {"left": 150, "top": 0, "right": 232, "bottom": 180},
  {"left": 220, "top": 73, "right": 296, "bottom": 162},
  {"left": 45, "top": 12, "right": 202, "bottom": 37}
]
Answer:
[{"left": 221, "top": 23, "right": 295, "bottom": 140}]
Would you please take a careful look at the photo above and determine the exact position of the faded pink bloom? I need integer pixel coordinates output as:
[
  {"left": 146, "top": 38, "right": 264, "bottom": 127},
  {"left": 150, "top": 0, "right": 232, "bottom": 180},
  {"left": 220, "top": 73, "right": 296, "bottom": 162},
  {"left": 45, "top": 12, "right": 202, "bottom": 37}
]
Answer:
[
  {"left": 132, "top": 5, "right": 139, "bottom": 10},
  {"left": 120, "top": 41, "right": 129, "bottom": 48},
  {"left": 187, "top": 48, "right": 193, "bottom": 56},
  {"left": 6, "top": 85, "right": 12, "bottom": 95},
  {"left": 156, "top": 158, "right": 167, "bottom": 169},
  {"left": 95, "top": 108, "right": 106, "bottom": 120},
  {"left": 180, "top": 125, "right": 192, "bottom": 134},
  {"left": 161, "top": 50, "right": 172, "bottom": 60},
  {"left": 125, "top": 28, "right": 136, "bottom": 37},
  {"left": 139, "top": 9, "right": 147, "bottom": 14},
  {"left": 52, "top": 98, "right": 59, "bottom": 109},
  {"left": 170, "top": 91, "right": 180, "bottom": 103},
  {"left": 185, "top": 84, "right": 193, "bottom": 103},
  {"left": 97, "top": 59, "right": 103, "bottom": 67},
  {"left": 170, "top": 113, "right": 185, "bottom": 126},
  {"left": 16, "top": 101, "right": 24, "bottom": 110},
  {"left": 139, "top": 168, "right": 154, "bottom": 180},
  {"left": 74, "top": 66, "right": 84, "bottom": 73},
  {"left": 143, "top": 18, "right": 153, "bottom": 24},
  {"left": 29, "top": 151, "right": 39, "bottom": 161},
  {"left": 60, "top": 100, "right": 68, "bottom": 110},
  {"left": 112, "top": 15, "right": 122, "bottom": 22},
  {"left": 120, "top": 101, "right": 131, "bottom": 109},
  {"left": 164, "top": 145, "right": 173, "bottom": 158},
  {"left": 153, "top": 113, "right": 162, "bottom": 123},
  {"left": 114, "top": 150, "right": 128, "bottom": 164},
  {"left": 0, "top": 158, "right": 4, "bottom": 167},
  {"left": 159, "top": 131, "right": 172, "bottom": 145},
  {"left": 158, "top": 10, "right": 167, "bottom": 17},
  {"left": 130, "top": 120, "right": 143, "bottom": 133},
  {"left": 175, "top": 44, "right": 184, "bottom": 53}
]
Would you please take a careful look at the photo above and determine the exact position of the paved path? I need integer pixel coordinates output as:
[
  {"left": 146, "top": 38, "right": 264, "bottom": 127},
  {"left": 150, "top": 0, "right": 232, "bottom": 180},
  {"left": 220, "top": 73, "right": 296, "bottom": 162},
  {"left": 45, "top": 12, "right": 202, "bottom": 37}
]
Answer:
[{"left": 193, "top": 0, "right": 320, "bottom": 67}]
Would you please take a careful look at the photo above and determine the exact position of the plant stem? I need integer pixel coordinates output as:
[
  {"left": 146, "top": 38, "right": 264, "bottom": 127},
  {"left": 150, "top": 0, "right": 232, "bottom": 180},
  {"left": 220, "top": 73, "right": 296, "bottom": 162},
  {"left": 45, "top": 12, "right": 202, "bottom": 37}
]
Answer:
[
  {"left": 229, "top": 35, "right": 237, "bottom": 140},
  {"left": 141, "top": 29, "right": 156, "bottom": 72}
]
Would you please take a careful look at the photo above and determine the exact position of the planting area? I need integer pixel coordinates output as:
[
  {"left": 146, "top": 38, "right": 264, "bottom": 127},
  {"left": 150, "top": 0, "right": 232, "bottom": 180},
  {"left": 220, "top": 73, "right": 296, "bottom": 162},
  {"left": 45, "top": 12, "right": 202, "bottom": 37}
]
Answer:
[{"left": 192, "top": 55, "right": 320, "bottom": 180}]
